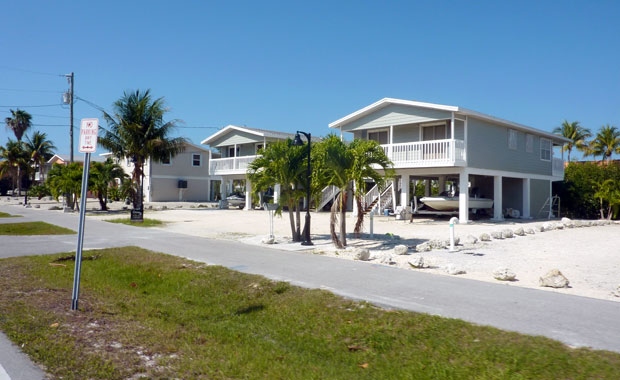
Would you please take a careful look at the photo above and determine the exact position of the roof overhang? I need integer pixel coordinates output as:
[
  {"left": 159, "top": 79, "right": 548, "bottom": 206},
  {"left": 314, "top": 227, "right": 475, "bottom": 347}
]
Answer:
[
  {"left": 329, "top": 97, "right": 571, "bottom": 144},
  {"left": 200, "top": 125, "right": 266, "bottom": 146},
  {"left": 46, "top": 154, "right": 64, "bottom": 164}
]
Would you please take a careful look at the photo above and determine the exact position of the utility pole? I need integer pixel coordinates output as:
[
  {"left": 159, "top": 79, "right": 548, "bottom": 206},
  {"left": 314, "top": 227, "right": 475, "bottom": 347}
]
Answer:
[{"left": 68, "top": 72, "right": 74, "bottom": 163}]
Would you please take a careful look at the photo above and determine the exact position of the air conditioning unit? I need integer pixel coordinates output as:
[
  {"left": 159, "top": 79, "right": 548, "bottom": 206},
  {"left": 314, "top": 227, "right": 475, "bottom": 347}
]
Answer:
[{"left": 178, "top": 180, "right": 188, "bottom": 189}]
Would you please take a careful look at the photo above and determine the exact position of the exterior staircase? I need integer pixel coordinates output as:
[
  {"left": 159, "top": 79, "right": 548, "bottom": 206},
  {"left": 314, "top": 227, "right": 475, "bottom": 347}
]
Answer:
[
  {"left": 316, "top": 185, "right": 339, "bottom": 211},
  {"left": 362, "top": 181, "right": 394, "bottom": 215}
]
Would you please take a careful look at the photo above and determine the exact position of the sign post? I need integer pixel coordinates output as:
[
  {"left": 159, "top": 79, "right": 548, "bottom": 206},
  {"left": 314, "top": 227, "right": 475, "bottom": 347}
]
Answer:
[{"left": 71, "top": 118, "right": 98, "bottom": 311}]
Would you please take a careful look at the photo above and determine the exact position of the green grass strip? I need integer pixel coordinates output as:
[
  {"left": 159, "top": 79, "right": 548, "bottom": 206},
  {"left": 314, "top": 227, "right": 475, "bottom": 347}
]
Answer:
[
  {"left": 0, "top": 221, "right": 75, "bottom": 235},
  {"left": 104, "top": 218, "right": 164, "bottom": 227},
  {"left": 0, "top": 247, "right": 618, "bottom": 379},
  {"left": 0, "top": 211, "right": 21, "bottom": 218}
]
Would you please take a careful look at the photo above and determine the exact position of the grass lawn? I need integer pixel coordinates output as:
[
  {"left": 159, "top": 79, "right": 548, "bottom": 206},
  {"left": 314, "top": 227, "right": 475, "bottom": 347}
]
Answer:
[
  {"left": 0, "top": 247, "right": 619, "bottom": 379},
  {"left": 0, "top": 211, "right": 21, "bottom": 217},
  {"left": 104, "top": 218, "right": 165, "bottom": 227},
  {"left": 0, "top": 221, "right": 75, "bottom": 235}
]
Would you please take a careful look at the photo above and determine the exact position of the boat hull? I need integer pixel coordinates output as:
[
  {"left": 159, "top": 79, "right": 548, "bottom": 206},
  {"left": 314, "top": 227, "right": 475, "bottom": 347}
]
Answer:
[{"left": 420, "top": 197, "right": 493, "bottom": 211}]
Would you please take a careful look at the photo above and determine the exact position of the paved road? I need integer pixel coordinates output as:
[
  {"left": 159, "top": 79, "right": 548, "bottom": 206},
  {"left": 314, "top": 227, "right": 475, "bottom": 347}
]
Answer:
[{"left": 1, "top": 204, "right": 619, "bottom": 377}]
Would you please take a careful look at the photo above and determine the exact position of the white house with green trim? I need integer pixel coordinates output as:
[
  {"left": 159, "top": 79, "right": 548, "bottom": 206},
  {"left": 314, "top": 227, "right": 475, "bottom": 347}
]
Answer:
[{"left": 329, "top": 98, "right": 570, "bottom": 223}]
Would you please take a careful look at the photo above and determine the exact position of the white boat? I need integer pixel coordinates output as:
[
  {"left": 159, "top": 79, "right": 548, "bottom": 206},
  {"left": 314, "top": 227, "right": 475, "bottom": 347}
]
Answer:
[{"left": 420, "top": 196, "right": 493, "bottom": 211}]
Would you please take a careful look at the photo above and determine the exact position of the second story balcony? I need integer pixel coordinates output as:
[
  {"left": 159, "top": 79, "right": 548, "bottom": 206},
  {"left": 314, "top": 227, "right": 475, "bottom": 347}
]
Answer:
[
  {"left": 210, "top": 155, "right": 260, "bottom": 176},
  {"left": 380, "top": 139, "right": 466, "bottom": 168}
]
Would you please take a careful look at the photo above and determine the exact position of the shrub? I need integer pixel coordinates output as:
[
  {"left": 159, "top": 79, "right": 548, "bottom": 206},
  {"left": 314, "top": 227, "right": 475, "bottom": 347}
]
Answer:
[
  {"left": 29, "top": 184, "right": 51, "bottom": 199},
  {"left": 554, "top": 162, "right": 620, "bottom": 219}
]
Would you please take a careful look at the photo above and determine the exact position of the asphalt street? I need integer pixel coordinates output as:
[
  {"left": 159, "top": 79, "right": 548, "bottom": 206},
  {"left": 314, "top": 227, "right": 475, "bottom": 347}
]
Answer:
[{"left": 1, "top": 204, "right": 620, "bottom": 377}]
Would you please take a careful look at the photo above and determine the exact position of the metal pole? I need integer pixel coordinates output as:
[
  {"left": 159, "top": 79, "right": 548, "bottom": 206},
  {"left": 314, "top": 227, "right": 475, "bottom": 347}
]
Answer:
[
  {"left": 69, "top": 72, "right": 74, "bottom": 163},
  {"left": 71, "top": 152, "right": 91, "bottom": 310},
  {"left": 299, "top": 131, "right": 313, "bottom": 246}
]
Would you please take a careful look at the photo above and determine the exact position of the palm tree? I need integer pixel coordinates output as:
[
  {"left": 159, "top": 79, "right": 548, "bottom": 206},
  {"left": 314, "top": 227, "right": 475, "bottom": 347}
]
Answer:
[
  {"left": 585, "top": 124, "right": 620, "bottom": 162},
  {"left": 0, "top": 140, "right": 29, "bottom": 194},
  {"left": 592, "top": 179, "right": 620, "bottom": 220},
  {"left": 90, "top": 159, "right": 128, "bottom": 210},
  {"left": 46, "top": 163, "right": 84, "bottom": 210},
  {"left": 99, "top": 89, "right": 186, "bottom": 209},
  {"left": 552, "top": 120, "right": 591, "bottom": 161},
  {"left": 248, "top": 140, "right": 306, "bottom": 242},
  {"left": 349, "top": 139, "right": 393, "bottom": 237},
  {"left": 312, "top": 135, "right": 351, "bottom": 248},
  {"left": 24, "top": 131, "right": 56, "bottom": 184},
  {"left": 4, "top": 109, "right": 32, "bottom": 195}
]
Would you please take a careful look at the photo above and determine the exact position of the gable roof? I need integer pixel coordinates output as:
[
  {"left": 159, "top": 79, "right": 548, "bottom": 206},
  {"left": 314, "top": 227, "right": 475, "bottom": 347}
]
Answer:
[
  {"left": 200, "top": 125, "right": 320, "bottom": 146},
  {"left": 47, "top": 154, "right": 107, "bottom": 164},
  {"left": 329, "top": 98, "right": 571, "bottom": 144},
  {"left": 98, "top": 141, "right": 211, "bottom": 158}
]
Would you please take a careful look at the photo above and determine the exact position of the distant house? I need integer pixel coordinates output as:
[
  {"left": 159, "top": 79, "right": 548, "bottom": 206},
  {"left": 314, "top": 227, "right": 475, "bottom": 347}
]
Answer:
[
  {"left": 329, "top": 98, "right": 570, "bottom": 222},
  {"left": 201, "top": 125, "right": 319, "bottom": 209},
  {"left": 43, "top": 154, "right": 107, "bottom": 182},
  {"left": 103, "top": 141, "right": 214, "bottom": 202}
]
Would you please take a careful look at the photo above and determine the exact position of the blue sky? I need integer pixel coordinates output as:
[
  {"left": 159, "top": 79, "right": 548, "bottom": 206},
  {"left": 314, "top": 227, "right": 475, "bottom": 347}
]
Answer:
[{"left": 1, "top": 1, "right": 618, "bottom": 159}]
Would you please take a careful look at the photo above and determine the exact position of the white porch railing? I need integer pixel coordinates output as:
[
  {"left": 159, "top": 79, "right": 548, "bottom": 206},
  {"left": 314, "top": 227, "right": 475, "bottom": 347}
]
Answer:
[
  {"left": 317, "top": 185, "right": 339, "bottom": 211},
  {"left": 210, "top": 155, "right": 260, "bottom": 175},
  {"left": 552, "top": 157, "right": 565, "bottom": 178},
  {"left": 380, "top": 139, "right": 466, "bottom": 167}
]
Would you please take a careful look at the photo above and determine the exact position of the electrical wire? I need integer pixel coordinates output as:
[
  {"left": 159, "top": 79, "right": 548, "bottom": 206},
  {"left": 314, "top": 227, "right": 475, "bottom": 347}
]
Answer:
[
  {"left": 0, "top": 104, "right": 62, "bottom": 108},
  {"left": 0, "top": 87, "right": 63, "bottom": 93},
  {"left": 0, "top": 110, "right": 69, "bottom": 118},
  {"left": 74, "top": 95, "right": 108, "bottom": 113},
  {"left": 177, "top": 126, "right": 221, "bottom": 129},
  {"left": 0, "top": 65, "right": 64, "bottom": 77}
]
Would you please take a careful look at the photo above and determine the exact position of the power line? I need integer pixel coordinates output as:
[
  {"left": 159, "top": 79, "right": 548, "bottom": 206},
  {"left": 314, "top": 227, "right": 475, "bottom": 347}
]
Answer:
[
  {"left": 0, "top": 104, "right": 62, "bottom": 108},
  {"left": 177, "top": 126, "right": 221, "bottom": 129},
  {"left": 0, "top": 87, "right": 62, "bottom": 93},
  {"left": 31, "top": 123, "right": 74, "bottom": 127},
  {"left": 0, "top": 65, "right": 64, "bottom": 77},
  {"left": 74, "top": 95, "right": 107, "bottom": 113},
  {"left": 0, "top": 110, "right": 69, "bottom": 118}
]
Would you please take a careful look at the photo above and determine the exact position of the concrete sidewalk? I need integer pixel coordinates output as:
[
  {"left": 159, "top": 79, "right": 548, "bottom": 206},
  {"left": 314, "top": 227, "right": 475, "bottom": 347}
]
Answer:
[
  {"left": 1, "top": 204, "right": 620, "bottom": 356},
  {"left": 0, "top": 331, "right": 45, "bottom": 380}
]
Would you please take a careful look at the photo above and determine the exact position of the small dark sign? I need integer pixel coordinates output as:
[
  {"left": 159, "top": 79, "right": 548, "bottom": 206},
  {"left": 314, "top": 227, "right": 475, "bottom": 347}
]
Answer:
[{"left": 130, "top": 208, "right": 144, "bottom": 222}]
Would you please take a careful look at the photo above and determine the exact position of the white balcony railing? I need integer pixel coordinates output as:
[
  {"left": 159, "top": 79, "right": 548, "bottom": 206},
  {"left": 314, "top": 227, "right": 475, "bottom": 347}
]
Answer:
[
  {"left": 552, "top": 157, "right": 565, "bottom": 178},
  {"left": 380, "top": 139, "right": 466, "bottom": 167},
  {"left": 210, "top": 155, "right": 260, "bottom": 175}
]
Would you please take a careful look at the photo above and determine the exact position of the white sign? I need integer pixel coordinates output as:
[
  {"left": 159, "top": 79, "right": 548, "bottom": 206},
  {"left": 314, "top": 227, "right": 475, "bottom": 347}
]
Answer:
[{"left": 79, "top": 118, "right": 99, "bottom": 153}]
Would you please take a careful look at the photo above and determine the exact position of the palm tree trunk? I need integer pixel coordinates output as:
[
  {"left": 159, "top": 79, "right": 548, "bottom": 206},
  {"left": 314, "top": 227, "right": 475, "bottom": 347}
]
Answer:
[
  {"left": 288, "top": 199, "right": 299, "bottom": 242},
  {"left": 353, "top": 195, "right": 364, "bottom": 238},
  {"left": 295, "top": 199, "right": 301, "bottom": 240},
  {"left": 330, "top": 194, "right": 342, "bottom": 248},
  {"left": 97, "top": 193, "right": 107, "bottom": 211},
  {"left": 17, "top": 166, "right": 21, "bottom": 196},
  {"left": 339, "top": 190, "right": 347, "bottom": 247}
]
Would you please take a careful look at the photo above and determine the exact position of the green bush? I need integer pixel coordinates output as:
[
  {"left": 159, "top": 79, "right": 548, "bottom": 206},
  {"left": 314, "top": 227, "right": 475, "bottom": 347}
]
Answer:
[
  {"left": 554, "top": 162, "right": 620, "bottom": 219},
  {"left": 28, "top": 184, "right": 51, "bottom": 199}
]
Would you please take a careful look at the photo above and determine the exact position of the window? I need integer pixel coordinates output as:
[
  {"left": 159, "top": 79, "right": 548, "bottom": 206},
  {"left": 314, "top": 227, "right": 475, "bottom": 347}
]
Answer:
[
  {"left": 368, "top": 130, "right": 388, "bottom": 144},
  {"left": 256, "top": 144, "right": 263, "bottom": 154},
  {"left": 540, "top": 138, "right": 551, "bottom": 161},
  {"left": 508, "top": 129, "right": 518, "bottom": 150},
  {"left": 228, "top": 146, "right": 239, "bottom": 157},
  {"left": 192, "top": 153, "right": 201, "bottom": 167},
  {"left": 526, "top": 134, "right": 534, "bottom": 153},
  {"left": 422, "top": 124, "right": 447, "bottom": 141},
  {"left": 161, "top": 154, "right": 171, "bottom": 165}
]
